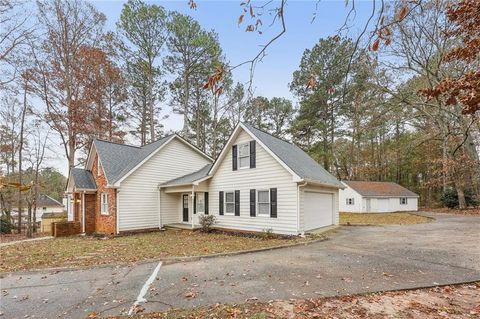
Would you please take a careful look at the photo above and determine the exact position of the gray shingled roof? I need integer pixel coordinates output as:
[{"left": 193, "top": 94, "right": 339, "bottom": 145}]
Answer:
[
  {"left": 343, "top": 181, "right": 419, "bottom": 197},
  {"left": 161, "top": 164, "right": 212, "bottom": 186},
  {"left": 242, "top": 123, "right": 344, "bottom": 188},
  {"left": 94, "top": 135, "right": 173, "bottom": 184},
  {"left": 71, "top": 168, "right": 97, "bottom": 189},
  {"left": 37, "top": 194, "right": 64, "bottom": 207}
]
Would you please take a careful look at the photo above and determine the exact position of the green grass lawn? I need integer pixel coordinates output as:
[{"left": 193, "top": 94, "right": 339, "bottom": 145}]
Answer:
[
  {"left": 0, "top": 230, "right": 314, "bottom": 273},
  {"left": 340, "top": 212, "right": 431, "bottom": 225}
]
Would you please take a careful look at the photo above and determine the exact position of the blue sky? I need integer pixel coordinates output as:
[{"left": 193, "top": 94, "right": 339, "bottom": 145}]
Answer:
[
  {"left": 92, "top": 0, "right": 375, "bottom": 130},
  {"left": 48, "top": 0, "right": 376, "bottom": 175}
]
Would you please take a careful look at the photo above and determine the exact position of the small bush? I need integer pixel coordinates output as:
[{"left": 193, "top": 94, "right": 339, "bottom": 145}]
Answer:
[
  {"left": 199, "top": 215, "right": 216, "bottom": 232},
  {"left": 441, "top": 188, "right": 479, "bottom": 208},
  {"left": 0, "top": 214, "right": 14, "bottom": 234},
  {"left": 259, "top": 228, "right": 275, "bottom": 240}
]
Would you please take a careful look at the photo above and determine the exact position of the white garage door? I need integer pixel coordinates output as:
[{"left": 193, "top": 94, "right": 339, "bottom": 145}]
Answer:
[
  {"left": 304, "top": 191, "right": 333, "bottom": 231},
  {"left": 376, "top": 198, "right": 389, "bottom": 212}
]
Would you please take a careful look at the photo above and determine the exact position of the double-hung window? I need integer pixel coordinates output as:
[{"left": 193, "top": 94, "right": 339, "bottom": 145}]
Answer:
[
  {"left": 196, "top": 193, "right": 205, "bottom": 213},
  {"left": 101, "top": 193, "right": 109, "bottom": 215},
  {"left": 238, "top": 142, "right": 250, "bottom": 169},
  {"left": 346, "top": 198, "right": 354, "bottom": 205},
  {"left": 400, "top": 197, "right": 408, "bottom": 205},
  {"left": 225, "top": 191, "right": 235, "bottom": 215},
  {"left": 257, "top": 190, "right": 270, "bottom": 216}
]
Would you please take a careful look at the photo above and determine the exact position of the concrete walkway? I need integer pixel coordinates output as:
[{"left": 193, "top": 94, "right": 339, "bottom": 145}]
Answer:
[
  {"left": 1, "top": 213, "right": 479, "bottom": 319},
  {"left": 0, "top": 236, "right": 53, "bottom": 247}
]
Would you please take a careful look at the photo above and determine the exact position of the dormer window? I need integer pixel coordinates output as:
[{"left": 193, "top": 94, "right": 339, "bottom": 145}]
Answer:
[{"left": 238, "top": 142, "right": 250, "bottom": 169}]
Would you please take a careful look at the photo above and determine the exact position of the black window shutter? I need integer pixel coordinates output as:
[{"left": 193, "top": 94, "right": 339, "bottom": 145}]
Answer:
[
  {"left": 250, "top": 140, "right": 256, "bottom": 168},
  {"left": 232, "top": 145, "right": 238, "bottom": 171},
  {"left": 270, "top": 188, "right": 277, "bottom": 218},
  {"left": 219, "top": 191, "right": 224, "bottom": 215},
  {"left": 234, "top": 190, "right": 240, "bottom": 216},
  {"left": 204, "top": 192, "right": 209, "bottom": 215},
  {"left": 193, "top": 192, "right": 196, "bottom": 214},
  {"left": 250, "top": 189, "right": 256, "bottom": 217}
]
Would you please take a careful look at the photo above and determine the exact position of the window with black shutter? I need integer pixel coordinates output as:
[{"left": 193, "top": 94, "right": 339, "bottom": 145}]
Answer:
[
  {"left": 270, "top": 188, "right": 277, "bottom": 218},
  {"left": 219, "top": 191, "right": 224, "bottom": 215},
  {"left": 232, "top": 145, "right": 238, "bottom": 171},
  {"left": 250, "top": 140, "right": 256, "bottom": 168},
  {"left": 250, "top": 189, "right": 256, "bottom": 217},
  {"left": 204, "top": 192, "right": 209, "bottom": 214},
  {"left": 234, "top": 190, "right": 240, "bottom": 216},
  {"left": 193, "top": 193, "right": 196, "bottom": 214}
]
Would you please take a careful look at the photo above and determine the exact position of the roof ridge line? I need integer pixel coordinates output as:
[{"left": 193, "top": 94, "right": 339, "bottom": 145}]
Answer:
[
  {"left": 94, "top": 138, "right": 141, "bottom": 149},
  {"left": 241, "top": 122, "right": 295, "bottom": 146},
  {"left": 139, "top": 134, "right": 175, "bottom": 148}
]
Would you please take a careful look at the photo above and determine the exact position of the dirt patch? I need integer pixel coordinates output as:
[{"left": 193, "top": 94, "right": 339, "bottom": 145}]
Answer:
[
  {"left": 340, "top": 212, "right": 431, "bottom": 225},
  {"left": 109, "top": 282, "right": 480, "bottom": 318}
]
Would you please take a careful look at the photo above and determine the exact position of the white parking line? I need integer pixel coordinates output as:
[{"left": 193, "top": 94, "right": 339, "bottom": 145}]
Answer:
[{"left": 128, "top": 262, "right": 162, "bottom": 316}]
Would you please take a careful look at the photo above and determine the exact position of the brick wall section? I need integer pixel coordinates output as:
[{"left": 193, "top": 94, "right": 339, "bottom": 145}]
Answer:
[
  {"left": 52, "top": 221, "right": 81, "bottom": 237},
  {"left": 91, "top": 153, "right": 116, "bottom": 235}
]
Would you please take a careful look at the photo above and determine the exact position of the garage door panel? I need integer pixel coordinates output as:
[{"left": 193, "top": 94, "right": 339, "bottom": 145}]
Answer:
[
  {"left": 304, "top": 192, "right": 333, "bottom": 231},
  {"left": 377, "top": 198, "right": 389, "bottom": 212}
]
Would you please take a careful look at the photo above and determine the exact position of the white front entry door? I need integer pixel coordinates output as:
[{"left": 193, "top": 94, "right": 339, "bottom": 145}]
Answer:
[{"left": 304, "top": 191, "right": 334, "bottom": 231}]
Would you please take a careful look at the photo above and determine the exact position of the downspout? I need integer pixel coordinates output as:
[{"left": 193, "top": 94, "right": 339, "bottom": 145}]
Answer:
[
  {"left": 158, "top": 186, "right": 162, "bottom": 229},
  {"left": 82, "top": 192, "right": 86, "bottom": 233},
  {"left": 191, "top": 186, "right": 195, "bottom": 229},
  {"left": 297, "top": 181, "right": 308, "bottom": 236},
  {"left": 116, "top": 189, "right": 120, "bottom": 235}
]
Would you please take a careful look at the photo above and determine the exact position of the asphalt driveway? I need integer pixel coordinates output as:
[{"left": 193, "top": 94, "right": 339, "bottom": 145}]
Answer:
[{"left": 1, "top": 212, "right": 479, "bottom": 318}]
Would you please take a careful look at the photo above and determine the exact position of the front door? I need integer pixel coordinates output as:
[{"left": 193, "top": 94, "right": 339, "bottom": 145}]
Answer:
[{"left": 182, "top": 194, "right": 189, "bottom": 222}]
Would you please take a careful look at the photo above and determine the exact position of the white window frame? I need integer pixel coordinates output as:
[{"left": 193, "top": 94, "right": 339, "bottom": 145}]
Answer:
[
  {"left": 97, "top": 156, "right": 101, "bottom": 176},
  {"left": 196, "top": 193, "right": 205, "bottom": 214},
  {"left": 400, "top": 197, "right": 408, "bottom": 205},
  {"left": 101, "top": 193, "right": 109, "bottom": 215},
  {"left": 225, "top": 191, "right": 235, "bottom": 215},
  {"left": 238, "top": 142, "right": 250, "bottom": 169},
  {"left": 257, "top": 189, "right": 270, "bottom": 217},
  {"left": 346, "top": 198, "right": 354, "bottom": 205}
]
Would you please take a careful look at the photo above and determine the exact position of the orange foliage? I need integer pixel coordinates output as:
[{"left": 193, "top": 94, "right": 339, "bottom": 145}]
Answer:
[{"left": 419, "top": 0, "right": 480, "bottom": 114}]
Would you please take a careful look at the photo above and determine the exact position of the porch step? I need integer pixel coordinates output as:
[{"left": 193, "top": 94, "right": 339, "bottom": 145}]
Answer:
[{"left": 164, "top": 223, "right": 201, "bottom": 230}]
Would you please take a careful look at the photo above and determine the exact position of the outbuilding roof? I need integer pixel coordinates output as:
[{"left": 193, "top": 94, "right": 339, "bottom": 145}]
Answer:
[
  {"left": 343, "top": 181, "right": 419, "bottom": 197},
  {"left": 242, "top": 123, "right": 344, "bottom": 188},
  {"left": 71, "top": 168, "right": 97, "bottom": 190},
  {"left": 36, "top": 194, "right": 64, "bottom": 207},
  {"left": 161, "top": 164, "right": 212, "bottom": 187}
]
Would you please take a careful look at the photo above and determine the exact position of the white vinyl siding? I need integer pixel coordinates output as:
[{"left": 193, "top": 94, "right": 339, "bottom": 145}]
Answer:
[
  {"left": 118, "top": 138, "right": 211, "bottom": 231},
  {"left": 208, "top": 129, "right": 299, "bottom": 235},
  {"left": 159, "top": 190, "right": 180, "bottom": 225},
  {"left": 339, "top": 183, "right": 364, "bottom": 212}
]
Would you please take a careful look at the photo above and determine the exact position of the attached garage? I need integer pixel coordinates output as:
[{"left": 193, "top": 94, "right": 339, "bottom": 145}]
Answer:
[{"left": 303, "top": 190, "right": 335, "bottom": 231}]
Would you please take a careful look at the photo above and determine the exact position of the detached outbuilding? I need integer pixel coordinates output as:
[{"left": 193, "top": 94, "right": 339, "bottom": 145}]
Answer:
[{"left": 339, "top": 181, "right": 419, "bottom": 213}]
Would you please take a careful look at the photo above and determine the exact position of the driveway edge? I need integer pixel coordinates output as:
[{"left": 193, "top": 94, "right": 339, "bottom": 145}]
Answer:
[{"left": 0, "top": 231, "right": 335, "bottom": 276}]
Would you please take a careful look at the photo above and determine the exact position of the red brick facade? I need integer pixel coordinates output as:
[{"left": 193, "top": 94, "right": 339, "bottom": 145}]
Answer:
[{"left": 72, "top": 153, "right": 117, "bottom": 235}]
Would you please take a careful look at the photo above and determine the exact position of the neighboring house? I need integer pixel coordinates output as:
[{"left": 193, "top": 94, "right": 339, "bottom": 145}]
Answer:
[
  {"left": 11, "top": 194, "right": 64, "bottom": 222},
  {"left": 66, "top": 123, "right": 344, "bottom": 235},
  {"left": 339, "top": 181, "right": 419, "bottom": 213}
]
